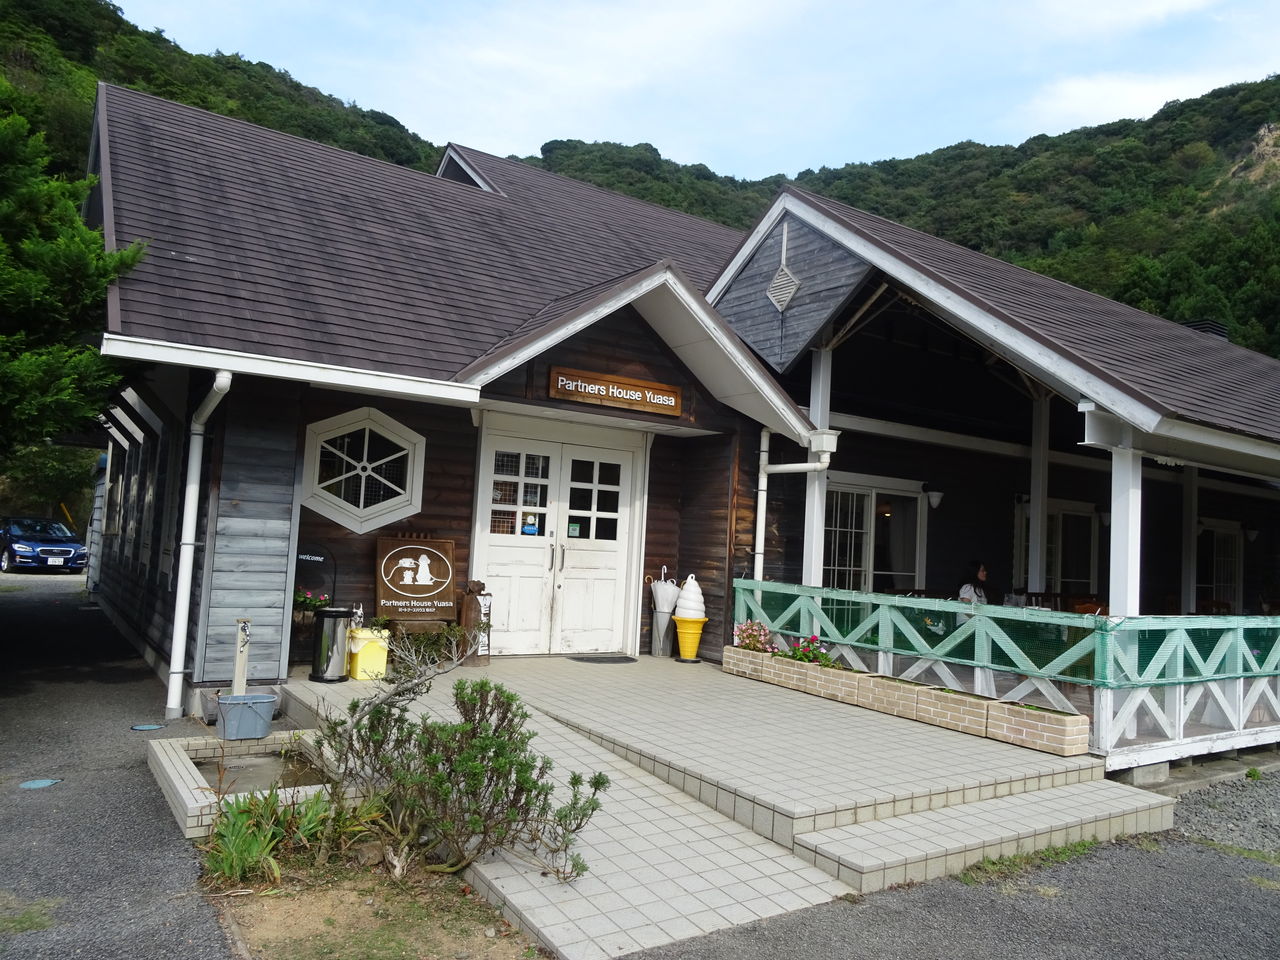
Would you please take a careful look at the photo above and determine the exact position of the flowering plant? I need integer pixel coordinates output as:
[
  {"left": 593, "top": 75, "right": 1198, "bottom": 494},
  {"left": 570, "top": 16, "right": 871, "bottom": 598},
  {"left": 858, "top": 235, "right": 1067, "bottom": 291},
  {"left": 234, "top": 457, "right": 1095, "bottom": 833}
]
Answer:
[
  {"left": 778, "top": 634, "right": 833, "bottom": 666},
  {"left": 732, "top": 620, "right": 777, "bottom": 653},
  {"left": 293, "top": 588, "right": 330, "bottom": 611}
]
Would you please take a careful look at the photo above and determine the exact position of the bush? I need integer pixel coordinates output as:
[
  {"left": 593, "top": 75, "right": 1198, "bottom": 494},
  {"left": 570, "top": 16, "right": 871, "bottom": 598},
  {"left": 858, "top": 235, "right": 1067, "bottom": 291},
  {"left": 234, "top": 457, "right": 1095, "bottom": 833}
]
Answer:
[{"left": 318, "top": 677, "right": 608, "bottom": 880}]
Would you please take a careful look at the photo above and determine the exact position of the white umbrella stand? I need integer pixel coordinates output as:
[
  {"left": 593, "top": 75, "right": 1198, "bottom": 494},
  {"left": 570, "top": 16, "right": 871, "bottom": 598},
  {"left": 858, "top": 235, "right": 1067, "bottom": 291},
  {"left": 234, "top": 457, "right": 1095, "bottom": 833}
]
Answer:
[{"left": 649, "top": 566, "right": 680, "bottom": 657}]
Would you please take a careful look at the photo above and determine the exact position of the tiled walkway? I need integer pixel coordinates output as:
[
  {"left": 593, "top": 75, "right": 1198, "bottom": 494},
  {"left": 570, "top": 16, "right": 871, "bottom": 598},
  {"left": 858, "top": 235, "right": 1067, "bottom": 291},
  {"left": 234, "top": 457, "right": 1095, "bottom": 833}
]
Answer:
[{"left": 284, "top": 656, "right": 1171, "bottom": 959}]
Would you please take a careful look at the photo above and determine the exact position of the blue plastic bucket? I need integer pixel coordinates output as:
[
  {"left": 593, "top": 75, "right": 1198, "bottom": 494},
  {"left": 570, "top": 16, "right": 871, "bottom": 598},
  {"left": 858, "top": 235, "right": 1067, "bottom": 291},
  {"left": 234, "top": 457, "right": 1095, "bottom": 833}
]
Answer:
[{"left": 216, "top": 694, "right": 278, "bottom": 740}]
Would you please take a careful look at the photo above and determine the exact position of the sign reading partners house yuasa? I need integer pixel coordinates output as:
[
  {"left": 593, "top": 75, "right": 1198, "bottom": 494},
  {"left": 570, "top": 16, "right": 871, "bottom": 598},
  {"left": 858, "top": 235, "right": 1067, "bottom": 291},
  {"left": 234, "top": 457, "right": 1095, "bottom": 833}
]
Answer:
[
  {"left": 549, "top": 367, "right": 682, "bottom": 417},
  {"left": 375, "top": 538, "right": 456, "bottom": 620}
]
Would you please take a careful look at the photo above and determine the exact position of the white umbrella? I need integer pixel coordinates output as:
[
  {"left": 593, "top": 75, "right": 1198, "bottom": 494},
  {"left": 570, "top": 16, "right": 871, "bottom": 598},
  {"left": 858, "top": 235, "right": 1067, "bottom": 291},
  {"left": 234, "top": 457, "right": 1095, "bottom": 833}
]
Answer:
[{"left": 649, "top": 566, "right": 680, "bottom": 656}]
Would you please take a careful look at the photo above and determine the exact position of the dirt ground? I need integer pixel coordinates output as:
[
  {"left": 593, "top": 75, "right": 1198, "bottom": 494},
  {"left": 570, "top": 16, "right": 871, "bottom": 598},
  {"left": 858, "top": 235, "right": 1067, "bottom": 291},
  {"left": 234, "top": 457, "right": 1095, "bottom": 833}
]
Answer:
[{"left": 220, "top": 871, "right": 545, "bottom": 960}]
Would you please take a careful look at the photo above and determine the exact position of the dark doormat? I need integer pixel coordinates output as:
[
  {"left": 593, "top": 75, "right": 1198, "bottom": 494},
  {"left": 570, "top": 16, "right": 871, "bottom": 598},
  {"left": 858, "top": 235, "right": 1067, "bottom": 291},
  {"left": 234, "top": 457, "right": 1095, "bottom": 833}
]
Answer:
[{"left": 567, "top": 655, "right": 637, "bottom": 664}]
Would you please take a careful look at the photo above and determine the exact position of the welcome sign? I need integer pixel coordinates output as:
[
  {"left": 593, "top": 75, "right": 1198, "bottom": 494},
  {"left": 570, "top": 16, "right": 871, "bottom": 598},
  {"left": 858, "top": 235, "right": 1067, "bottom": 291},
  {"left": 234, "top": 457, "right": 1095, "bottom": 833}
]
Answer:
[{"left": 549, "top": 367, "right": 682, "bottom": 416}]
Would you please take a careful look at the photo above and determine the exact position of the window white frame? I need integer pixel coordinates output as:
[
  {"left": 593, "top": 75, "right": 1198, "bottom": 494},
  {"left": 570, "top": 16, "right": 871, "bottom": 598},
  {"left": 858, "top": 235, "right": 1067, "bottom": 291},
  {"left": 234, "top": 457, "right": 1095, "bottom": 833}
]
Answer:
[
  {"left": 824, "top": 471, "right": 927, "bottom": 592},
  {"left": 301, "top": 407, "right": 426, "bottom": 534},
  {"left": 1013, "top": 497, "right": 1099, "bottom": 594},
  {"left": 1196, "top": 517, "right": 1243, "bottom": 613}
]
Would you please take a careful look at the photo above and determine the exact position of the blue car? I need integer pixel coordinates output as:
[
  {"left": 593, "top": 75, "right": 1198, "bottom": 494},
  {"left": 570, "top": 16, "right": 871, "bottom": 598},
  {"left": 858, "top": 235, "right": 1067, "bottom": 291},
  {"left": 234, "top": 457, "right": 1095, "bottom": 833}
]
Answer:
[{"left": 0, "top": 517, "right": 89, "bottom": 573}]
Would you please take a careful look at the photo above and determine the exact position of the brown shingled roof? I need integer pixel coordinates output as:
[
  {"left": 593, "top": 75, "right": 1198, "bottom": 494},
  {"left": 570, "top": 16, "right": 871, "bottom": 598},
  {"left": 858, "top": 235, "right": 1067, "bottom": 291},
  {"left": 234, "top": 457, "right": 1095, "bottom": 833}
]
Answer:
[
  {"left": 95, "top": 84, "right": 742, "bottom": 382},
  {"left": 786, "top": 185, "right": 1280, "bottom": 445}
]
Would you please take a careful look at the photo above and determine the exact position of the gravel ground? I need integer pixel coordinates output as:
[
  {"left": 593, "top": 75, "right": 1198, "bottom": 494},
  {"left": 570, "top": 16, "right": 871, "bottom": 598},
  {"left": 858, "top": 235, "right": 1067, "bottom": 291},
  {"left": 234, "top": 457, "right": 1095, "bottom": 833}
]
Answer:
[
  {"left": 0, "top": 572, "right": 235, "bottom": 960},
  {"left": 1171, "top": 767, "right": 1280, "bottom": 852}
]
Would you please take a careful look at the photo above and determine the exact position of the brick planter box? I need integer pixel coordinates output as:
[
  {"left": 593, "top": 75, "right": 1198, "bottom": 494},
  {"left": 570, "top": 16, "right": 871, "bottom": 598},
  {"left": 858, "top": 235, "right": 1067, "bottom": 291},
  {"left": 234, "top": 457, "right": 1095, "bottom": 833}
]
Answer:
[
  {"left": 916, "top": 688, "right": 991, "bottom": 737},
  {"left": 722, "top": 645, "right": 765, "bottom": 680},
  {"left": 986, "top": 701, "right": 1090, "bottom": 756},
  {"left": 764, "top": 656, "right": 818, "bottom": 692},
  {"left": 856, "top": 675, "right": 933, "bottom": 721},
  {"left": 724, "top": 646, "right": 864, "bottom": 702},
  {"left": 724, "top": 644, "right": 1089, "bottom": 756}
]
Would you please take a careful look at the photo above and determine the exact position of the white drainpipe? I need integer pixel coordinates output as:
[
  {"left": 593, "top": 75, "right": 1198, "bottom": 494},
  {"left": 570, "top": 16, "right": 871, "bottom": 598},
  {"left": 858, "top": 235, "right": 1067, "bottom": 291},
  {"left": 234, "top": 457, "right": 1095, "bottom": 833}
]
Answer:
[
  {"left": 753, "top": 427, "right": 838, "bottom": 583},
  {"left": 165, "top": 370, "right": 233, "bottom": 719}
]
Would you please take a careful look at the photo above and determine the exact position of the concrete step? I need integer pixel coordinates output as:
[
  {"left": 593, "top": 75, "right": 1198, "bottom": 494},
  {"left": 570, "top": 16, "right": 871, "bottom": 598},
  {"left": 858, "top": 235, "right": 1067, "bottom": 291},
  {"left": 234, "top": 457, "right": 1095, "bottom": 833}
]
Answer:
[
  {"left": 538, "top": 704, "right": 1103, "bottom": 849},
  {"left": 794, "top": 779, "right": 1175, "bottom": 893}
]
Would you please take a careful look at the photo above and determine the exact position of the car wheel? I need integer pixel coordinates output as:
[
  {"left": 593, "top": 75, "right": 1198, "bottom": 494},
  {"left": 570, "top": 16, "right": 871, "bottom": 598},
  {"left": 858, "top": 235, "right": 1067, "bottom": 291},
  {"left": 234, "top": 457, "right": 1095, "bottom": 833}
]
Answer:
[{"left": 0, "top": 551, "right": 12, "bottom": 573}]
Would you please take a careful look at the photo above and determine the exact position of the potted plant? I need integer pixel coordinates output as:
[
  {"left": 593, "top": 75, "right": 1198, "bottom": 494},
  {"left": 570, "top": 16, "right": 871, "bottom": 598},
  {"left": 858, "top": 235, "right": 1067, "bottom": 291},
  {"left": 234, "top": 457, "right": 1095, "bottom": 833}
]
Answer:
[{"left": 723, "top": 620, "right": 777, "bottom": 679}]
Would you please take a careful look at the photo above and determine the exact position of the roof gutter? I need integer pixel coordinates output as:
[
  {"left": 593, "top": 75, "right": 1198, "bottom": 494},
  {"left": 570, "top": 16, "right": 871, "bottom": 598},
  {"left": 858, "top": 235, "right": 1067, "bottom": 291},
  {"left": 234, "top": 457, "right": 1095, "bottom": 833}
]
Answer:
[
  {"left": 165, "top": 370, "right": 232, "bottom": 719},
  {"left": 753, "top": 427, "right": 839, "bottom": 583}
]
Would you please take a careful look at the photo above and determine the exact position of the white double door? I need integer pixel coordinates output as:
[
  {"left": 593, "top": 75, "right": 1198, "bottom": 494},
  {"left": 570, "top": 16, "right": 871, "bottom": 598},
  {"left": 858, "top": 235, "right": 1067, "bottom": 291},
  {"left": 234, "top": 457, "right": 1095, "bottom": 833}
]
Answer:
[{"left": 478, "top": 433, "right": 635, "bottom": 655}]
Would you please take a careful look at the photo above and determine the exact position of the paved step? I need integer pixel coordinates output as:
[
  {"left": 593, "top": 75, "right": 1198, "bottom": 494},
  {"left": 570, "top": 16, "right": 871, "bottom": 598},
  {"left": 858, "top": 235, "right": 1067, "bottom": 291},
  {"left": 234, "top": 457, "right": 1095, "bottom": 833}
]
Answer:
[
  {"left": 282, "top": 682, "right": 850, "bottom": 960},
  {"left": 794, "top": 779, "right": 1175, "bottom": 893}
]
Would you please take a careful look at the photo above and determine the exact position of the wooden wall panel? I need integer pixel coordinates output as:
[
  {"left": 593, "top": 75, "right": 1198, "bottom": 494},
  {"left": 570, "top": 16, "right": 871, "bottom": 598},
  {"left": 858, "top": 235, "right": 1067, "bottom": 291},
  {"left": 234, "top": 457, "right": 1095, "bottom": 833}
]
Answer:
[
  {"left": 486, "top": 306, "right": 742, "bottom": 435},
  {"left": 294, "top": 392, "right": 479, "bottom": 642},
  {"left": 196, "top": 377, "right": 302, "bottom": 684}
]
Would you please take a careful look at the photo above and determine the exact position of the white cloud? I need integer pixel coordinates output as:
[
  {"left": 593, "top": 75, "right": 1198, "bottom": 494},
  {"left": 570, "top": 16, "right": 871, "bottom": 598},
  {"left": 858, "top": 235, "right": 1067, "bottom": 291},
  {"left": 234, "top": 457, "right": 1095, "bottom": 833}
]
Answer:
[
  {"left": 1016, "top": 0, "right": 1223, "bottom": 39},
  {"left": 1017, "top": 67, "right": 1267, "bottom": 134}
]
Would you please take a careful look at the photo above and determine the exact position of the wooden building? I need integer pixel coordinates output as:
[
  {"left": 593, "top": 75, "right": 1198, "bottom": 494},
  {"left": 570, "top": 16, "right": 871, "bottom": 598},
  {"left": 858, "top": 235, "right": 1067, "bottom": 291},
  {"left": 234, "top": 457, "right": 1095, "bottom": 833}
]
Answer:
[
  {"left": 87, "top": 85, "right": 818, "bottom": 717},
  {"left": 87, "top": 85, "right": 1280, "bottom": 721}
]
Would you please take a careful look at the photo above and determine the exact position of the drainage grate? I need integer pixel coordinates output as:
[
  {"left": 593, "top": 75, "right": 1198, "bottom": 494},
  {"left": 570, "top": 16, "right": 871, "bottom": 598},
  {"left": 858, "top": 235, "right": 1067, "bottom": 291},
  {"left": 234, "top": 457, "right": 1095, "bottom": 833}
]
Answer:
[{"left": 567, "top": 655, "right": 637, "bottom": 664}]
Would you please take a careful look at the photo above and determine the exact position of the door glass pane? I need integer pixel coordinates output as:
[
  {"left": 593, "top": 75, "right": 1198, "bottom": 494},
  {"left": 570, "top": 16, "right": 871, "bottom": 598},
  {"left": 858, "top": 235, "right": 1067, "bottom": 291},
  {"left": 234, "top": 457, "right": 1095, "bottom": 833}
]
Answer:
[
  {"left": 1059, "top": 514, "right": 1093, "bottom": 594},
  {"left": 567, "top": 515, "right": 591, "bottom": 539},
  {"left": 492, "top": 480, "right": 518, "bottom": 505},
  {"left": 598, "top": 462, "right": 621, "bottom": 486},
  {"left": 596, "top": 490, "right": 619, "bottom": 513},
  {"left": 522, "top": 483, "right": 548, "bottom": 507},
  {"left": 571, "top": 459, "right": 594, "bottom": 483},
  {"left": 524, "top": 455, "right": 550, "bottom": 479},
  {"left": 872, "top": 493, "right": 917, "bottom": 591},
  {"left": 494, "top": 451, "right": 520, "bottom": 476},
  {"left": 490, "top": 510, "right": 516, "bottom": 535},
  {"left": 595, "top": 517, "right": 617, "bottom": 541},
  {"left": 569, "top": 487, "right": 593, "bottom": 510},
  {"left": 824, "top": 489, "right": 870, "bottom": 591},
  {"left": 520, "top": 512, "right": 545, "bottom": 536}
]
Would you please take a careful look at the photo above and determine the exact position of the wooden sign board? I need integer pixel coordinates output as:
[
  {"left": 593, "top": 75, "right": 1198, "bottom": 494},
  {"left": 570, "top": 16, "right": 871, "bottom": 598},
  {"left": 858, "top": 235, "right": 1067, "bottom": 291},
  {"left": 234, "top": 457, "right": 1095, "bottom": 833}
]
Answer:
[
  {"left": 375, "top": 538, "right": 456, "bottom": 620},
  {"left": 549, "top": 367, "right": 682, "bottom": 417}
]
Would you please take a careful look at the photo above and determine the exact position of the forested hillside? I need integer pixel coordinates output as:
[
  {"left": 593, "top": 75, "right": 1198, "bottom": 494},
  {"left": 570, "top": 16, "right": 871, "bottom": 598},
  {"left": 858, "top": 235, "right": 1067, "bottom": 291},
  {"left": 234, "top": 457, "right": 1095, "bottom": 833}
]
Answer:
[
  {"left": 3, "top": 0, "right": 1279, "bottom": 358},
  {"left": 0, "top": 0, "right": 442, "bottom": 176}
]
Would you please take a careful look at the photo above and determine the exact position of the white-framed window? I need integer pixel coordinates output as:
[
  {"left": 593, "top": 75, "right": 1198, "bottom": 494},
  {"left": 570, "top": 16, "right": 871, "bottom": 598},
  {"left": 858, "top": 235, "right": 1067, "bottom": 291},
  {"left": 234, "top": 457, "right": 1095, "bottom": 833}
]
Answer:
[
  {"left": 1013, "top": 497, "right": 1099, "bottom": 595},
  {"left": 1196, "top": 518, "right": 1242, "bottom": 614},
  {"left": 302, "top": 408, "right": 426, "bottom": 534},
  {"left": 823, "top": 472, "right": 926, "bottom": 593}
]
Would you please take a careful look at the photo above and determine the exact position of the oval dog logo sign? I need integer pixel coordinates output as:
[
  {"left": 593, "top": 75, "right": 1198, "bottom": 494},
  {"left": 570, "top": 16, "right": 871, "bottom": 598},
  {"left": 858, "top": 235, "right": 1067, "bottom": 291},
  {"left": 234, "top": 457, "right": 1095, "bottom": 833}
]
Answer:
[{"left": 376, "top": 538, "right": 456, "bottom": 619}]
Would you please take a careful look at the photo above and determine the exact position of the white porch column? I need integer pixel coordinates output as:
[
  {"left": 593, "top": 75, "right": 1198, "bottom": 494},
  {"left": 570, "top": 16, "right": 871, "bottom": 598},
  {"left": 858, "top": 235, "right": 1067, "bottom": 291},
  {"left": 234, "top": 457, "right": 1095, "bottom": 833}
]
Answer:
[
  {"left": 1181, "top": 465, "right": 1199, "bottom": 614},
  {"left": 801, "top": 349, "right": 832, "bottom": 586},
  {"left": 1028, "top": 394, "right": 1050, "bottom": 593},
  {"left": 1109, "top": 446, "right": 1144, "bottom": 616}
]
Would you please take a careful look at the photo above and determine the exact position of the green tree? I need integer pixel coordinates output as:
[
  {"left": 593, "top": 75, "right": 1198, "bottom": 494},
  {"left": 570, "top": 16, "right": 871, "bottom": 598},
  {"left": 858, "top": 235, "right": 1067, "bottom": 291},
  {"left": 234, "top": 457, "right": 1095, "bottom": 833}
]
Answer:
[
  {"left": 0, "top": 442, "right": 98, "bottom": 524},
  {"left": 0, "top": 83, "right": 143, "bottom": 458}
]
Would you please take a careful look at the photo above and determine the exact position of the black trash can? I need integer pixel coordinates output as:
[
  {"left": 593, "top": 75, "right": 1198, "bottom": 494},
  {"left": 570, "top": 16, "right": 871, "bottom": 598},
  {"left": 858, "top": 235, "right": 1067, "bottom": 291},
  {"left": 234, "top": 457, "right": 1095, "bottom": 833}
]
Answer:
[{"left": 310, "top": 606, "right": 354, "bottom": 682}]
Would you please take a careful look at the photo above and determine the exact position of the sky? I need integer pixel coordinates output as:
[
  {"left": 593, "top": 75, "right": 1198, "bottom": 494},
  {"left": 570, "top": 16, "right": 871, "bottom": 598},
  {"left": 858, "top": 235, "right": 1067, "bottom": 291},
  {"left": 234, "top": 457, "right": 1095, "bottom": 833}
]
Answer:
[{"left": 116, "top": 0, "right": 1277, "bottom": 180}]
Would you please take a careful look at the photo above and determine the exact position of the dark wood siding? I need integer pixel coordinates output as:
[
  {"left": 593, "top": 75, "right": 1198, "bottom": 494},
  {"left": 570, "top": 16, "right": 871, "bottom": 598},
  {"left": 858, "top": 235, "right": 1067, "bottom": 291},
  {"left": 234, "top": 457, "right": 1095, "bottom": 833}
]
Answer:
[
  {"left": 486, "top": 306, "right": 742, "bottom": 434},
  {"left": 294, "top": 392, "right": 479, "bottom": 639},
  {"left": 715, "top": 214, "right": 872, "bottom": 373},
  {"left": 641, "top": 429, "right": 753, "bottom": 662}
]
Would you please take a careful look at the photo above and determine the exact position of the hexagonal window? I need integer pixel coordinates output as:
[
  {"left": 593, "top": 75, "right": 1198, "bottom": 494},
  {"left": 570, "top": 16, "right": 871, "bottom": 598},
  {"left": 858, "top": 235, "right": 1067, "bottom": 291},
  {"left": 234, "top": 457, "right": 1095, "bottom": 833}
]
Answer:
[{"left": 302, "top": 408, "right": 425, "bottom": 533}]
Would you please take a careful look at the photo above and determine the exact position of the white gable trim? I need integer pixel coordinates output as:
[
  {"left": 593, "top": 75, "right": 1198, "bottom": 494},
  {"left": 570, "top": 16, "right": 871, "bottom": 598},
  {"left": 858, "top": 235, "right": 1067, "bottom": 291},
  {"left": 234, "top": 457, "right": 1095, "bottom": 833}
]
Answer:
[
  {"left": 706, "top": 199, "right": 787, "bottom": 304},
  {"left": 435, "top": 145, "right": 499, "bottom": 193},
  {"left": 710, "top": 193, "right": 1168, "bottom": 434},
  {"left": 778, "top": 194, "right": 1167, "bottom": 432},
  {"left": 101, "top": 334, "right": 480, "bottom": 406},
  {"left": 460, "top": 268, "right": 815, "bottom": 445}
]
